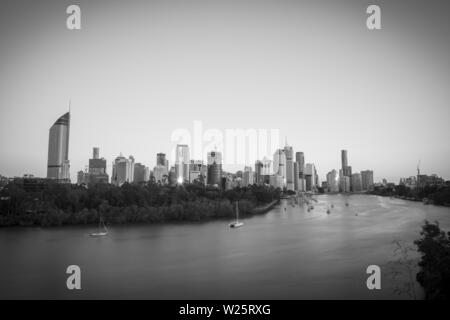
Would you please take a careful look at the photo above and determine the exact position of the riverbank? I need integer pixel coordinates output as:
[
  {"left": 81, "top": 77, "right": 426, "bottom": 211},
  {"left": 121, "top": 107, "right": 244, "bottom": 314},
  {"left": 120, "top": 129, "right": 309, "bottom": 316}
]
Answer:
[
  {"left": 250, "top": 199, "right": 279, "bottom": 214},
  {"left": 0, "top": 183, "right": 281, "bottom": 227},
  {"left": 0, "top": 198, "right": 281, "bottom": 228}
]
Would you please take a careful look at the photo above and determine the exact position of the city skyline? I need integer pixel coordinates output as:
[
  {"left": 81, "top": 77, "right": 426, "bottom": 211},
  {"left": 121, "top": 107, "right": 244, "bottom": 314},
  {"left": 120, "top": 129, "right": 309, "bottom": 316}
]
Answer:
[
  {"left": 0, "top": 108, "right": 447, "bottom": 185},
  {"left": 1, "top": 0, "right": 450, "bottom": 183}
]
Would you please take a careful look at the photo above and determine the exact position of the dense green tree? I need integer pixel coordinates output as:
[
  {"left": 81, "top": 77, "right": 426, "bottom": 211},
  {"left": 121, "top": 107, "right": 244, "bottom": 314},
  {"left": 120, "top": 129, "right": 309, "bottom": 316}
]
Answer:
[
  {"left": 0, "top": 181, "right": 279, "bottom": 227},
  {"left": 415, "top": 221, "right": 450, "bottom": 300}
]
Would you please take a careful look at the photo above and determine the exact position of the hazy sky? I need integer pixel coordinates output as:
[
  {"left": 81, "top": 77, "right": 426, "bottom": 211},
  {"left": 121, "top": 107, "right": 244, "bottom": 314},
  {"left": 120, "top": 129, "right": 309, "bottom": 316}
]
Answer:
[{"left": 1, "top": 0, "right": 449, "bottom": 183}]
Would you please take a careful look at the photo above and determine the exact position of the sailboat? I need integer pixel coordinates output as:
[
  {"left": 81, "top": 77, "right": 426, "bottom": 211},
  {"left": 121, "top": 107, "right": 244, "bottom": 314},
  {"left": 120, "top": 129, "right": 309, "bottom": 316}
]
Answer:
[
  {"left": 229, "top": 201, "right": 244, "bottom": 228},
  {"left": 90, "top": 216, "right": 108, "bottom": 237}
]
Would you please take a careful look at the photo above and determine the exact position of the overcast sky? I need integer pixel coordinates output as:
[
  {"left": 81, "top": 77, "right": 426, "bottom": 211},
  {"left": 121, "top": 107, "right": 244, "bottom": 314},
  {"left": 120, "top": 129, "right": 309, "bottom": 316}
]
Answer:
[{"left": 1, "top": 0, "right": 449, "bottom": 183}]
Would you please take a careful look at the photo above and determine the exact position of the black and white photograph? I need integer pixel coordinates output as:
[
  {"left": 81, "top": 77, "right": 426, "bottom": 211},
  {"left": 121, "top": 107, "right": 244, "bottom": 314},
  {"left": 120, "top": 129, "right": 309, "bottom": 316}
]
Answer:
[{"left": 1, "top": 0, "right": 450, "bottom": 307}]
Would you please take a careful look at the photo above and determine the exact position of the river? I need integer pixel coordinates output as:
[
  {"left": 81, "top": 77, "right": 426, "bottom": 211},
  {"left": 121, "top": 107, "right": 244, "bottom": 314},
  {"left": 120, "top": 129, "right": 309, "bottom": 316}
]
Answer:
[{"left": 1, "top": 194, "right": 449, "bottom": 299}]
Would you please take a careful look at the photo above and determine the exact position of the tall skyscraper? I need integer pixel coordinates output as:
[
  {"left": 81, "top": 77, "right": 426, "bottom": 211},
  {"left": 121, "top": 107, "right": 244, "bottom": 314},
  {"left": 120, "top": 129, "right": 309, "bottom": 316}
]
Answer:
[
  {"left": 295, "top": 152, "right": 305, "bottom": 177},
  {"left": 207, "top": 151, "right": 222, "bottom": 186},
  {"left": 175, "top": 144, "right": 190, "bottom": 184},
  {"left": 341, "top": 150, "right": 348, "bottom": 169},
  {"left": 304, "top": 163, "right": 316, "bottom": 192},
  {"left": 295, "top": 151, "right": 305, "bottom": 191},
  {"left": 284, "top": 141, "right": 294, "bottom": 191},
  {"left": 47, "top": 112, "right": 70, "bottom": 181},
  {"left": 293, "top": 162, "right": 300, "bottom": 191},
  {"left": 341, "top": 149, "right": 352, "bottom": 190},
  {"left": 273, "top": 149, "right": 286, "bottom": 187}
]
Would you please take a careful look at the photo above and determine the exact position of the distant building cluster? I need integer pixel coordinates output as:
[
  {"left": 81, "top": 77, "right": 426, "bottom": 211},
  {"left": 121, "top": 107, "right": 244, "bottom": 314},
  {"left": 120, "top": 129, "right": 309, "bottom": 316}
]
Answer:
[
  {"left": 325, "top": 150, "right": 374, "bottom": 193},
  {"left": 399, "top": 174, "right": 446, "bottom": 189},
  {"left": 8, "top": 111, "right": 450, "bottom": 195}
]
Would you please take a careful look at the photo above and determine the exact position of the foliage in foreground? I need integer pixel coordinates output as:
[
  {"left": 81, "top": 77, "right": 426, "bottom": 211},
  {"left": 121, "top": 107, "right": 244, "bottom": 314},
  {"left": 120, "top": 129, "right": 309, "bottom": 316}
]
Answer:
[{"left": 415, "top": 221, "right": 450, "bottom": 300}]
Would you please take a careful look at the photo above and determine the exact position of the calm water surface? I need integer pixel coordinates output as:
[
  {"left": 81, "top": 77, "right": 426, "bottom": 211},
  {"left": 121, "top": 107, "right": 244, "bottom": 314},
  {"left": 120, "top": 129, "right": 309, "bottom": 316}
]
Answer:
[{"left": 1, "top": 194, "right": 450, "bottom": 299}]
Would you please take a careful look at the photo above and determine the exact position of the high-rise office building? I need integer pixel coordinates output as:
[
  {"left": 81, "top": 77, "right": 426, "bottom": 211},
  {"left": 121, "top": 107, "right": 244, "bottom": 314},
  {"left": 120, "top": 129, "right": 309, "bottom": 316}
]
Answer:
[
  {"left": 295, "top": 151, "right": 305, "bottom": 192},
  {"left": 254, "top": 160, "right": 263, "bottom": 185},
  {"left": 112, "top": 154, "right": 134, "bottom": 186},
  {"left": 339, "top": 169, "right": 351, "bottom": 193},
  {"left": 134, "top": 163, "right": 150, "bottom": 183},
  {"left": 88, "top": 147, "right": 109, "bottom": 184},
  {"left": 284, "top": 142, "right": 294, "bottom": 191},
  {"left": 47, "top": 112, "right": 70, "bottom": 182},
  {"left": 243, "top": 166, "right": 254, "bottom": 186},
  {"left": 341, "top": 149, "right": 352, "bottom": 188},
  {"left": 273, "top": 149, "right": 286, "bottom": 187},
  {"left": 326, "top": 169, "right": 339, "bottom": 193},
  {"left": 361, "top": 170, "right": 374, "bottom": 191},
  {"left": 341, "top": 150, "right": 348, "bottom": 169},
  {"left": 351, "top": 173, "right": 363, "bottom": 192},
  {"left": 296, "top": 152, "right": 305, "bottom": 177},
  {"left": 293, "top": 162, "right": 300, "bottom": 191},
  {"left": 175, "top": 145, "right": 190, "bottom": 184},
  {"left": 157, "top": 153, "right": 167, "bottom": 169},
  {"left": 343, "top": 165, "right": 352, "bottom": 179},
  {"left": 207, "top": 151, "right": 222, "bottom": 186},
  {"left": 304, "top": 163, "right": 316, "bottom": 192}
]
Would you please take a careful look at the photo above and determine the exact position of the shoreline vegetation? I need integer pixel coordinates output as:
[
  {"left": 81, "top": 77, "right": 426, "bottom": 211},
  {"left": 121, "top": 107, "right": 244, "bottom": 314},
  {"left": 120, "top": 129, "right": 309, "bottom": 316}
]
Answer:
[
  {"left": 0, "top": 182, "right": 280, "bottom": 228},
  {"left": 367, "top": 184, "right": 450, "bottom": 207}
]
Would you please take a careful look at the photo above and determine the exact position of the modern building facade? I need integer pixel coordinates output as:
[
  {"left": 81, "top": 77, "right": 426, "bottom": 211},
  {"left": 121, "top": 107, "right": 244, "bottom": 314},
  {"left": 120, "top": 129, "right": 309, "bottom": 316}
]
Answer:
[
  {"left": 86, "top": 147, "right": 109, "bottom": 184},
  {"left": 243, "top": 166, "right": 254, "bottom": 186},
  {"left": 47, "top": 112, "right": 70, "bottom": 182},
  {"left": 351, "top": 173, "right": 363, "bottom": 192},
  {"left": 284, "top": 143, "right": 295, "bottom": 191},
  {"left": 304, "top": 163, "right": 316, "bottom": 192},
  {"left": 134, "top": 163, "right": 150, "bottom": 183},
  {"left": 273, "top": 149, "right": 286, "bottom": 187},
  {"left": 175, "top": 145, "right": 190, "bottom": 183},
  {"left": 326, "top": 169, "right": 339, "bottom": 193},
  {"left": 361, "top": 170, "right": 374, "bottom": 191},
  {"left": 112, "top": 154, "right": 135, "bottom": 186},
  {"left": 254, "top": 160, "right": 264, "bottom": 185},
  {"left": 207, "top": 151, "right": 222, "bottom": 186}
]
